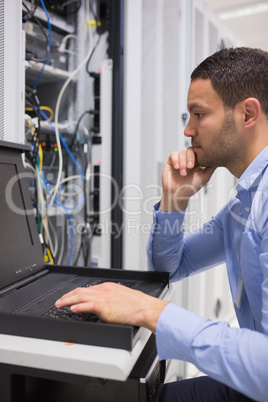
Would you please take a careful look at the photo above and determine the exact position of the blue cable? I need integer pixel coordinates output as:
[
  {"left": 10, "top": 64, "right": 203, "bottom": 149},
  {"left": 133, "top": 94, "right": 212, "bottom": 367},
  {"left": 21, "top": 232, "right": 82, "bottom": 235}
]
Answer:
[
  {"left": 59, "top": 133, "right": 85, "bottom": 183},
  {"left": 43, "top": 174, "right": 74, "bottom": 266},
  {"left": 32, "top": 1, "right": 51, "bottom": 89},
  {"left": 43, "top": 172, "right": 85, "bottom": 211},
  {"left": 37, "top": 110, "right": 85, "bottom": 266},
  {"left": 39, "top": 110, "right": 85, "bottom": 183},
  {"left": 40, "top": 0, "right": 52, "bottom": 50},
  {"left": 38, "top": 108, "right": 85, "bottom": 265},
  {"left": 32, "top": 60, "right": 48, "bottom": 90}
]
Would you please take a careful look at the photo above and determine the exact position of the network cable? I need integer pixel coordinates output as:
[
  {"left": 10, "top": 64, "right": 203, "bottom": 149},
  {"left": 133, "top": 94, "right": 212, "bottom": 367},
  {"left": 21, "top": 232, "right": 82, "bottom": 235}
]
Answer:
[
  {"left": 51, "top": 0, "right": 93, "bottom": 213},
  {"left": 40, "top": 0, "right": 52, "bottom": 52},
  {"left": 39, "top": 109, "right": 86, "bottom": 266},
  {"left": 86, "top": 2, "right": 103, "bottom": 76},
  {"left": 39, "top": 109, "right": 85, "bottom": 184},
  {"left": 47, "top": 0, "right": 82, "bottom": 15},
  {"left": 22, "top": 0, "right": 38, "bottom": 21},
  {"left": 22, "top": 2, "right": 49, "bottom": 63},
  {"left": 33, "top": 0, "right": 52, "bottom": 88},
  {"left": 43, "top": 174, "right": 74, "bottom": 266}
]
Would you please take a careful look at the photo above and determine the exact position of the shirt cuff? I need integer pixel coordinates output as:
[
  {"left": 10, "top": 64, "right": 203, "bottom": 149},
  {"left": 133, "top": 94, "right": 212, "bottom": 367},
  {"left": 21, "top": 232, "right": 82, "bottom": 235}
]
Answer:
[
  {"left": 152, "top": 202, "right": 186, "bottom": 237},
  {"left": 155, "top": 303, "right": 207, "bottom": 362}
]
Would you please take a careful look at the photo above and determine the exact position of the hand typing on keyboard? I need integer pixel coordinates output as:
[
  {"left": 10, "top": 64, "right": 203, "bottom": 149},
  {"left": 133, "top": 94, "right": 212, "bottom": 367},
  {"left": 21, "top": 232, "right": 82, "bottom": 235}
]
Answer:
[{"left": 55, "top": 283, "right": 168, "bottom": 333}]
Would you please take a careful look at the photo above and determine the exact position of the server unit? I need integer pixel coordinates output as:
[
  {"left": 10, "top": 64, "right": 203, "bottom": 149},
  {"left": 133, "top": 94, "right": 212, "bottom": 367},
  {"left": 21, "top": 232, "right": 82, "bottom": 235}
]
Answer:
[
  {"left": 0, "top": 1, "right": 24, "bottom": 144},
  {"left": 17, "top": 0, "right": 113, "bottom": 269}
]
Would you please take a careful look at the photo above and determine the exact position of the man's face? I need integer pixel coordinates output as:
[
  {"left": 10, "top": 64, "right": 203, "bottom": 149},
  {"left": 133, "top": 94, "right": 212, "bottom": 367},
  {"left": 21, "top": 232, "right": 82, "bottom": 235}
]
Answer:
[{"left": 185, "top": 79, "right": 241, "bottom": 169}]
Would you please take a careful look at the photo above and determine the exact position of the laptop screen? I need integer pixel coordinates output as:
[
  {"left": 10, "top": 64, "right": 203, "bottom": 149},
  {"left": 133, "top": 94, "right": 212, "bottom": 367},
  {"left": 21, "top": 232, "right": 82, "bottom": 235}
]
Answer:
[
  {"left": 0, "top": 163, "right": 34, "bottom": 252},
  {"left": 0, "top": 142, "right": 45, "bottom": 290}
]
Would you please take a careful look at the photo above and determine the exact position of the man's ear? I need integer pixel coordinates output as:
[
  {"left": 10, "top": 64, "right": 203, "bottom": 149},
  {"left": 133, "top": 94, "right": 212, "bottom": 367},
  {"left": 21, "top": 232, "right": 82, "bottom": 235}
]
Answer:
[{"left": 242, "top": 98, "right": 261, "bottom": 127}]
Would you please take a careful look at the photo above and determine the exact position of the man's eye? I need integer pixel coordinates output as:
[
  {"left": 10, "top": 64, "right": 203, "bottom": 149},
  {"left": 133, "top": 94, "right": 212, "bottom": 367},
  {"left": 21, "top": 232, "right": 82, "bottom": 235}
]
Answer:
[{"left": 195, "top": 113, "right": 203, "bottom": 119}]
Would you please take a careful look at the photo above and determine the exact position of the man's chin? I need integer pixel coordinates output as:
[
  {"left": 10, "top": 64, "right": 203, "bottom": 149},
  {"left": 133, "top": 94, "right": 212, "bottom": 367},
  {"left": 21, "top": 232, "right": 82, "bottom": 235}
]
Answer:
[{"left": 196, "top": 157, "right": 216, "bottom": 169}]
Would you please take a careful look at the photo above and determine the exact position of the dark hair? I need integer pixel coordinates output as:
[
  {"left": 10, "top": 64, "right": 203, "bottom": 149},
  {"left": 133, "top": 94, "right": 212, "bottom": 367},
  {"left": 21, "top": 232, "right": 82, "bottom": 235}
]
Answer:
[{"left": 191, "top": 47, "right": 268, "bottom": 118}]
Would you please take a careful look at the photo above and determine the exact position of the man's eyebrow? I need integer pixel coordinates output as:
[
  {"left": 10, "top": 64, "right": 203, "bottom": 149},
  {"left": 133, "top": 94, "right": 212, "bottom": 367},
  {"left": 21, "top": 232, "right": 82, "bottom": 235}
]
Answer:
[{"left": 188, "top": 103, "right": 204, "bottom": 112}]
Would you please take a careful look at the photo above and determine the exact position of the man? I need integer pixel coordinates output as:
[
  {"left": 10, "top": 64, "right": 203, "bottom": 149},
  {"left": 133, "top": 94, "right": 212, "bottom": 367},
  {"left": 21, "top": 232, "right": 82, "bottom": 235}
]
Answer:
[{"left": 55, "top": 47, "right": 268, "bottom": 401}]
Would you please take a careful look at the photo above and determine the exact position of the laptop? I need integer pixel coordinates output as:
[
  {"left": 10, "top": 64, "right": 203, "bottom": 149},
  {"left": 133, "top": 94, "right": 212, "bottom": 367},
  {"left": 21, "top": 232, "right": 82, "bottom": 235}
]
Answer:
[{"left": 0, "top": 141, "right": 169, "bottom": 351}]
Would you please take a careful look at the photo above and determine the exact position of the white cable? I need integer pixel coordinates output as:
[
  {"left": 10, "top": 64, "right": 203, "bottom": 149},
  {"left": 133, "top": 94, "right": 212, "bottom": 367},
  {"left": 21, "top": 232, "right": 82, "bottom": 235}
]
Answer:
[
  {"left": 50, "top": 174, "right": 83, "bottom": 198},
  {"left": 58, "top": 34, "right": 78, "bottom": 54},
  {"left": 64, "top": 120, "right": 90, "bottom": 136},
  {"left": 48, "top": 0, "right": 93, "bottom": 212},
  {"left": 23, "top": 161, "right": 36, "bottom": 173},
  {"left": 41, "top": 218, "right": 55, "bottom": 257},
  {"left": 50, "top": 175, "right": 81, "bottom": 193},
  {"left": 40, "top": 120, "right": 89, "bottom": 137}
]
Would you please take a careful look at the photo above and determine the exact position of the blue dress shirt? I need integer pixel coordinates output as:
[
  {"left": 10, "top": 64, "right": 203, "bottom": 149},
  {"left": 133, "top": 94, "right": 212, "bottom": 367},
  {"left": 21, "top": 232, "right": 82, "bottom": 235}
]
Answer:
[{"left": 147, "top": 146, "right": 268, "bottom": 401}]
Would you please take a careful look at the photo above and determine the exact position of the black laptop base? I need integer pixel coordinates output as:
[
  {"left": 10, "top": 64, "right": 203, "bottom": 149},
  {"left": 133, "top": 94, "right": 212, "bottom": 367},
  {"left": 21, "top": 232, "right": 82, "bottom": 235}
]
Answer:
[{"left": 0, "top": 266, "right": 169, "bottom": 351}]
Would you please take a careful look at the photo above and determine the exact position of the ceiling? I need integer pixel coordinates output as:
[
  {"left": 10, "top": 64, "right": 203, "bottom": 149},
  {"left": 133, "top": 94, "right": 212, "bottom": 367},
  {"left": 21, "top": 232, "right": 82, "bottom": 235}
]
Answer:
[{"left": 203, "top": 0, "right": 268, "bottom": 51}]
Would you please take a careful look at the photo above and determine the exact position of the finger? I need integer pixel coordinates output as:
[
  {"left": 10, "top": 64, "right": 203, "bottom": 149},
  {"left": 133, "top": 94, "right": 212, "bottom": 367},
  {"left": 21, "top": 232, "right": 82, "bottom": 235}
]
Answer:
[
  {"left": 59, "top": 287, "right": 84, "bottom": 300},
  {"left": 168, "top": 152, "right": 180, "bottom": 169},
  {"left": 186, "top": 147, "right": 196, "bottom": 169},
  {"left": 55, "top": 288, "right": 91, "bottom": 308},
  {"left": 55, "top": 295, "right": 98, "bottom": 315},
  {"left": 55, "top": 295, "right": 78, "bottom": 308},
  {"left": 177, "top": 152, "right": 187, "bottom": 176},
  {"left": 70, "top": 301, "right": 97, "bottom": 314}
]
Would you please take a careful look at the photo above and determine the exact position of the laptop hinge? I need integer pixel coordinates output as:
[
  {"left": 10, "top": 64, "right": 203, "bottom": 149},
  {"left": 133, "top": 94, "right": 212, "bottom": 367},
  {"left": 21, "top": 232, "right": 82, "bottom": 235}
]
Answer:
[{"left": 0, "top": 269, "right": 49, "bottom": 297}]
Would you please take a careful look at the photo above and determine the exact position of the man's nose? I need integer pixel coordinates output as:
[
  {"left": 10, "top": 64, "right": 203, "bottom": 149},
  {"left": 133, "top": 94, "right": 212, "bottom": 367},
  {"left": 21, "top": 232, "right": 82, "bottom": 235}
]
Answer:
[{"left": 184, "top": 119, "right": 197, "bottom": 138}]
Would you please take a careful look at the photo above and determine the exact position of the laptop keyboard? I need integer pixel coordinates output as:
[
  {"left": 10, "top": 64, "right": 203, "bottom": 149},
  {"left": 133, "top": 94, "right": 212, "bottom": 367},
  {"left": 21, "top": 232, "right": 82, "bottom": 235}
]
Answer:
[
  {"left": 44, "top": 305, "right": 100, "bottom": 322},
  {"left": 42, "top": 278, "right": 137, "bottom": 322}
]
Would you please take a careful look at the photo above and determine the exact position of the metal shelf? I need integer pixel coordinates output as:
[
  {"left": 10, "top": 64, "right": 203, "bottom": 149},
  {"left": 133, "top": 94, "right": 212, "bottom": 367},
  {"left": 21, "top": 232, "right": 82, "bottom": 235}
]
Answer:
[
  {"left": 25, "top": 60, "right": 73, "bottom": 85},
  {"left": 23, "top": 1, "right": 75, "bottom": 34}
]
